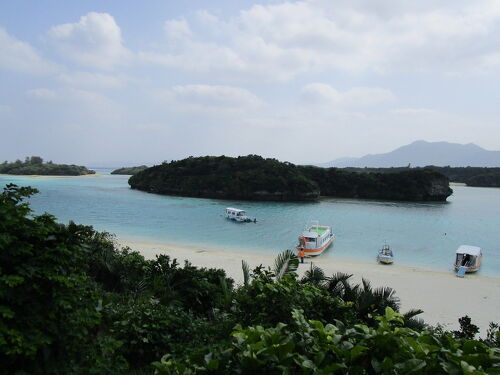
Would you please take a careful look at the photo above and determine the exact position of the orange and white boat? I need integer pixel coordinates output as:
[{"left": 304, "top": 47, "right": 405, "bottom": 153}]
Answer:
[{"left": 296, "top": 221, "right": 334, "bottom": 257}]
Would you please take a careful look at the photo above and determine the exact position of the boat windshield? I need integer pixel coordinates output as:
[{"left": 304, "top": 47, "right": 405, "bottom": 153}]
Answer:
[
  {"left": 459, "top": 254, "right": 476, "bottom": 266},
  {"left": 380, "top": 246, "right": 392, "bottom": 256}
]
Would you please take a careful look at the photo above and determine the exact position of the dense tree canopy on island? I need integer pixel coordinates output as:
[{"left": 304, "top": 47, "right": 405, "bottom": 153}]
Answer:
[
  {"left": 300, "top": 165, "right": 452, "bottom": 201},
  {"left": 344, "top": 166, "right": 500, "bottom": 188},
  {"left": 0, "top": 185, "right": 498, "bottom": 374},
  {"left": 0, "top": 156, "right": 94, "bottom": 176},
  {"left": 129, "top": 155, "right": 320, "bottom": 201},
  {"left": 128, "top": 155, "right": 452, "bottom": 202}
]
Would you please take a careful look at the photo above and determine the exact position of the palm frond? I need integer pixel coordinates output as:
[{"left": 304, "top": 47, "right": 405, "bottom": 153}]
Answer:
[
  {"left": 273, "top": 249, "right": 299, "bottom": 280},
  {"left": 130, "top": 278, "right": 150, "bottom": 300},
  {"left": 361, "top": 278, "right": 372, "bottom": 293},
  {"left": 219, "top": 275, "right": 232, "bottom": 308},
  {"left": 402, "top": 308, "right": 424, "bottom": 320},
  {"left": 326, "top": 272, "right": 352, "bottom": 289},
  {"left": 373, "top": 286, "right": 400, "bottom": 311},
  {"left": 301, "top": 264, "right": 326, "bottom": 286},
  {"left": 403, "top": 309, "right": 426, "bottom": 330},
  {"left": 242, "top": 260, "right": 250, "bottom": 286},
  {"left": 325, "top": 272, "right": 353, "bottom": 297}
]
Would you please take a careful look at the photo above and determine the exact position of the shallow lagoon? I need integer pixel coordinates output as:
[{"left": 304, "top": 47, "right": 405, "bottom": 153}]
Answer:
[{"left": 2, "top": 170, "right": 499, "bottom": 277}]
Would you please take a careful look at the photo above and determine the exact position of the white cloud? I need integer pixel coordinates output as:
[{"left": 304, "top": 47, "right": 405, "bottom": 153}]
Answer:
[
  {"left": 391, "top": 108, "right": 439, "bottom": 116},
  {"left": 25, "top": 87, "right": 120, "bottom": 119},
  {"left": 138, "top": 42, "right": 247, "bottom": 76},
  {"left": 47, "top": 12, "right": 131, "bottom": 69},
  {"left": 26, "top": 88, "right": 58, "bottom": 100},
  {"left": 57, "top": 71, "right": 129, "bottom": 89},
  {"left": 0, "top": 27, "right": 58, "bottom": 75},
  {"left": 139, "top": 0, "right": 500, "bottom": 80},
  {"left": 301, "top": 83, "right": 396, "bottom": 108},
  {"left": 156, "top": 84, "right": 263, "bottom": 113},
  {"left": 164, "top": 18, "right": 192, "bottom": 41}
]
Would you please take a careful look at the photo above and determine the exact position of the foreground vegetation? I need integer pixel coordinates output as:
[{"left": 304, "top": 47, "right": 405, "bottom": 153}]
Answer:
[
  {"left": 129, "top": 155, "right": 452, "bottom": 202},
  {"left": 111, "top": 165, "right": 148, "bottom": 175},
  {"left": 1, "top": 184, "right": 498, "bottom": 374},
  {"left": 0, "top": 156, "right": 94, "bottom": 176}
]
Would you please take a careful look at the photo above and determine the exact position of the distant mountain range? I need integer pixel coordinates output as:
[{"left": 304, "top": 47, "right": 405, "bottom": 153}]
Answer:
[{"left": 319, "top": 140, "right": 500, "bottom": 167}]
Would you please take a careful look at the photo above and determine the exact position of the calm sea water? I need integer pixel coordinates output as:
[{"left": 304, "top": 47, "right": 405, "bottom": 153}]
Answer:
[{"left": 1, "top": 170, "right": 499, "bottom": 277}]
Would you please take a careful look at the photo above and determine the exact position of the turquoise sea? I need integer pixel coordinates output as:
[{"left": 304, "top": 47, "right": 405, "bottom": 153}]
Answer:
[{"left": 1, "top": 170, "right": 499, "bottom": 277}]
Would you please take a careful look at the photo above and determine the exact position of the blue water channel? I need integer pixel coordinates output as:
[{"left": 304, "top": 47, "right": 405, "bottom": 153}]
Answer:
[{"left": 2, "top": 170, "right": 499, "bottom": 277}]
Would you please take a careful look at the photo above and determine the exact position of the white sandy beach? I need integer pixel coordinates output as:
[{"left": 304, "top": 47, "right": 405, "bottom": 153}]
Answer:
[{"left": 119, "top": 239, "right": 499, "bottom": 335}]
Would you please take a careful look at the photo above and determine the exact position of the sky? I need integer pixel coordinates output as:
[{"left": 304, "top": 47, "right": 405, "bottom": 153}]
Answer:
[{"left": 1, "top": 0, "right": 500, "bottom": 166}]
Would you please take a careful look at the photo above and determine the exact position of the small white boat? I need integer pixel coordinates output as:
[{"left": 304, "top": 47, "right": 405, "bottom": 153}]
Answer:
[
  {"left": 454, "top": 245, "right": 482, "bottom": 273},
  {"left": 377, "top": 244, "right": 394, "bottom": 264},
  {"left": 224, "top": 207, "right": 256, "bottom": 223},
  {"left": 296, "top": 221, "right": 334, "bottom": 257}
]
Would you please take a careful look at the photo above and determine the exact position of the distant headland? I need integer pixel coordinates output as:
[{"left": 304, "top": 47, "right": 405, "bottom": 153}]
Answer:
[
  {"left": 0, "top": 156, "right": 95, "bottom": 176},
  {"left": 128, "top": 155, "right": 452, "bottom": 202},
  {"left": 321, "top": 140, "right": 500, "bottom": 168},
  {"left": 111, "top": 165, "right": 148, "bottom": 175}
]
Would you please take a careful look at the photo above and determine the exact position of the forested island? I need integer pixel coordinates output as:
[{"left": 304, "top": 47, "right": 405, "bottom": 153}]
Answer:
[
  {"left": 2, "top": 184, "right": 498, "bottom": 374},
  {"left": 111, "top": 165, "right": 148, "bottom": 175},
  {"left": 129, "top": 155, "right": 320, "bottom": 201},
  {"left": 0, "top": 156, "right": 95, "bottom": 176},
  {"left": 128, "top": 155, "right": 452, "bottom": 202},
  {"left": 300, "top": 165, "right": 451, "bottom": 201},
  {"left": 344, "top": 166, "right": 500, "bottom": 188}
]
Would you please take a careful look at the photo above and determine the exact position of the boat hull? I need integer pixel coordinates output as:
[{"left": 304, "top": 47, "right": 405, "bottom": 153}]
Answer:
[
  {"left": 296, "top": 235, "right": 334, "bottom": 256},
  {"left": 453, "top": 263, "right": 481, "bottom": 273},
  {"left": 225, "top": 216, "right": 255, "bottom": 223},
  {"left": 453, "top": 254, "right": 483, "bottom": 273},
  {"left": 377, "top": 256, "right": 394, "bottom": 264}
]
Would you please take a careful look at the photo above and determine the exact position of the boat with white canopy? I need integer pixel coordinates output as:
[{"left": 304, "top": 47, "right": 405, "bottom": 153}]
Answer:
[
  {"left": 224, "top": 208, "right": 256, "bottom": 223},
  {"left": 454, "top": 245, "right": 483, "bottom": 274}
]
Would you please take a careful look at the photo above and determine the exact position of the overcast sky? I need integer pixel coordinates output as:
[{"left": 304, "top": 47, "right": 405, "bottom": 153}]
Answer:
[{"left": 1, "top": 0, "right": 500, "bottom": 166}]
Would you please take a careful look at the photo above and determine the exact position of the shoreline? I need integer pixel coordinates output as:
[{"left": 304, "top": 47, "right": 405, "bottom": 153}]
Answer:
[{"left": 118, "top": 237, "right": 500, "bottom": 335}]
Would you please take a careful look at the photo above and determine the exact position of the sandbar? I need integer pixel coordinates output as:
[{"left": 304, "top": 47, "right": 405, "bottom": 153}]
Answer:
[{"left": 119, "top": 238, "right": 499, "bottom": 335}]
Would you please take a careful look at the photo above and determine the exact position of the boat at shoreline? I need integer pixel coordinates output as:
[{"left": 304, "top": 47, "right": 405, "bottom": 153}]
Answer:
[
  {"left": 224, "top": 208, "right": 256, "bottom": 223},
  {"left": 296, "top": 221, "right": 334, "bottom": 256},
  {"left": 377, "top": 244, "right": 394, "bottom": 264},
  {"left": 454, "top": 245, "right": 483, "bottom": 274}
]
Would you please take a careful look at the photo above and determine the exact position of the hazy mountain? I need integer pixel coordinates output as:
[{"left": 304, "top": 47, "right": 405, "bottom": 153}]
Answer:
[{"left": 320, "top": 140, "right": 500, "bottom": 167}]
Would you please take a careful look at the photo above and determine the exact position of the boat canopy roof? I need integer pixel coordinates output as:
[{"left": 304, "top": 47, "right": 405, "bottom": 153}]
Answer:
[
  {"left": 302, "top": 230, "right": 318, "bottom": 238},
  {"left": 226, "top": 207, "right": 245, "bottom": 213},
  {"left": 456, "top": 245, "right": 482, "bottom": 256}
]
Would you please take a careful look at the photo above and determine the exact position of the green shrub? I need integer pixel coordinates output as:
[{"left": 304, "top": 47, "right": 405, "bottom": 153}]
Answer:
[
  {"left": 154, "top": 308, "right": 500, "bottom": 374},
  {"left": 0, "top": 184, "right": 116, "bottom": 373}
]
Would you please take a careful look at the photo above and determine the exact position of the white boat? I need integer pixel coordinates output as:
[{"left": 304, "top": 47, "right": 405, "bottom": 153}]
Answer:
[
  {"left": 454, "top": 245, "right": 482, "bottom": 273},
  {"left": 296, "top": 221, "right": 334, "bottom": 256},
  {"left": 224, "top": 207, "right": 256, "bottom": 223},
  {"left": 377, "top": 244, "right": 394, "bottom": 264}
]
